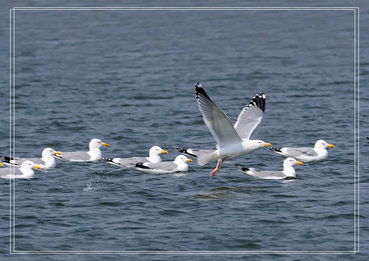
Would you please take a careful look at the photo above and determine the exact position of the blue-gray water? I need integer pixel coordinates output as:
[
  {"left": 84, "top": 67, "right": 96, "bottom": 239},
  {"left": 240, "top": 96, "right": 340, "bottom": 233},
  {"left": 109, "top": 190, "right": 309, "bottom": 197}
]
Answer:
[{"left": 0, "top": 1, "right": 368, "bottom": 261}]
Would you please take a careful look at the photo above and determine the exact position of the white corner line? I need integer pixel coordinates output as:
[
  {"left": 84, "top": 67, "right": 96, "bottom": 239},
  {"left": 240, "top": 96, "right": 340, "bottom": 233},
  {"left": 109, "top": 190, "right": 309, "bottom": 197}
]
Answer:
[{"left": 9, "top": 6, "right": 360, "bottom": 255}]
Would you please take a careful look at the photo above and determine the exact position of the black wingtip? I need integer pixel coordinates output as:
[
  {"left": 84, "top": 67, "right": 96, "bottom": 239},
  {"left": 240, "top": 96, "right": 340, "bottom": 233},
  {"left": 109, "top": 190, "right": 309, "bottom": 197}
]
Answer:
[
  {"left": 245, "top": 92, "right": 266, "bottom": 112},
  {"left": 102, "top": 157, "right": 114, "bottom": 163},
  {"left": 195, "top": 82, "right": 204, "bottom": 97},
  {"left": 1, "top": 156, "right": 13, "bottom": 163},
  {"left": 176, "top": 147, "right": 187, "bottom": 153},
  {"left": 176, "top": 148, "right": 197, "bottom": 158},
  {"left": 195, "top": 82, "right": 215, "bottom": 103},
  {"left": 236, "top": 164, "right": 250, "bottom": 172},
  {"left": 235, "top": 164, "right": 249, "bottom": 172},
  {"left": 270, "top": 146, "right": 282, "bottom": 152},
  {"left": 135, "top": 162, "right": 150, "bottom": 169}
]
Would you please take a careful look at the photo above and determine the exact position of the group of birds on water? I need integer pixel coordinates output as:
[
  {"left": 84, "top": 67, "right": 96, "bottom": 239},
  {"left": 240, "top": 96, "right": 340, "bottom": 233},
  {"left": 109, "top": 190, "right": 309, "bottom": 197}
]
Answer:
[{"left": 0, "top": 83, "right": 335, "bottom": 180}]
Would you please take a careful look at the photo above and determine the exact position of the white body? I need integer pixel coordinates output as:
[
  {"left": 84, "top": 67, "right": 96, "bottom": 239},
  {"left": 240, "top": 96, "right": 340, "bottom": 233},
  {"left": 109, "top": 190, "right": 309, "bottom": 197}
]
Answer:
[
  {"left": 40, "top": 148, "right": 58, "bottom": 168},
  {"left": 198, "top": 139, "right": 269, "bottom": 166},
  {"left": 243, "top": 158, "right": 303, "bottom": 180}
]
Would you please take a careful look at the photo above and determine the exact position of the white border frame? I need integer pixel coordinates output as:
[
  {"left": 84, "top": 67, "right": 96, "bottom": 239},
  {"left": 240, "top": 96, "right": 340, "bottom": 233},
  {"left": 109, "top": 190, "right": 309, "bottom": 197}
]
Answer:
[{"left": 9, "top": 6, "right": 360, "bottom": 255}]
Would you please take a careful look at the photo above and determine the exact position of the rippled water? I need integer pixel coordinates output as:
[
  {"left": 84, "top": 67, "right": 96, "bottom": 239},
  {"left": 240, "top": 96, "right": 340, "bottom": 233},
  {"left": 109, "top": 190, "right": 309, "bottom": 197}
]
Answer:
[{"left": 0, "top": 2, "right": 368, "bottom": 261}]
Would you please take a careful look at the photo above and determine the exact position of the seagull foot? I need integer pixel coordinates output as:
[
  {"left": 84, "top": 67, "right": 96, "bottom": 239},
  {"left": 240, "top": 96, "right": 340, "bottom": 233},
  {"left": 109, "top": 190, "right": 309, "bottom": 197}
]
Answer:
[{"left": 210, "top": 168, "right": 219, "bottom": 176}]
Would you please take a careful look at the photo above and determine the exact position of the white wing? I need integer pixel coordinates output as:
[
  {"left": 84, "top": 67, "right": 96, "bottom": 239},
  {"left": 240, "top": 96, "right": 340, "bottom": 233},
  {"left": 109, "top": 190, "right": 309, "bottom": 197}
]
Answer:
[
  {"left": 195, "top": 83, "right": 241, "bottom": 148},
  {"left": 56, "top": 151, "right": 91, "bottom": 161},
  {"left": 234, "top": 92, "right": 266, "bottom": 140},
  {"left": 285, "top": 147, "right": 318, "bottom": 157}
]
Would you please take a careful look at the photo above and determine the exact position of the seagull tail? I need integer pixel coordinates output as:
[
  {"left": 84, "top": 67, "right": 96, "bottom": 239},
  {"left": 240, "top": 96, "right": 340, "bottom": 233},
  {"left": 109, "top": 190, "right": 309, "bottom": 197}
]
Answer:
[
  {"left": 0, "top": 155, "right": 14, "bottom": 164},
  {"left": 197, "top": 151, "right": 217, "bottom": 166},
  {"left": 102, "top": 157, "right": 122, "bottom": 167},
  {"left": 270, "top": 146, "right": 285, "bottom": 156},
  {"left": 235, "top": 164, "right": 255, "bottom": 175},
  {"left": 176, "top": 148, "right": 198, "bottom": 158},
  {"left": 235, "top": 164, "right": 250, "bottom": 172},
  {"left": 135, "top": 162, "right": 150, "bottom": 169}
]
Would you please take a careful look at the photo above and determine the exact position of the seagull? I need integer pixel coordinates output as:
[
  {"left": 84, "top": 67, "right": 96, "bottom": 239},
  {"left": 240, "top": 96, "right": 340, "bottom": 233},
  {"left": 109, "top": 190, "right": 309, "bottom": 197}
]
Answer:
[
  {"left": 54, "top": 138, "right": 110, "bottom": 162},
  {"left": 135, "top": 155, "right": 192, "bottom": 174},
  {"left": 1, "top": 148, "right": 61, "bottom": 169},
  {"left": 237, "top": 157, "right": 303, "bottom": 180},
  {"left": 103, "top": 146, "right": 169, "bottom": 168},
  {"left": 270, "top": 139, "right": 335, "bottom": 162},
  {"left": 0, "top": 160, "right": 42, "bottom": 179},
  {"left": 194, "top": 82, "right": 272, "bottom": 176}
]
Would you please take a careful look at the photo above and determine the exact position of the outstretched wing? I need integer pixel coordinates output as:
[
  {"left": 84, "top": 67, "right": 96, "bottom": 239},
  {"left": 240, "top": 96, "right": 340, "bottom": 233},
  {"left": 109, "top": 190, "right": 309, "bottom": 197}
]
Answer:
[
  {"left": 195, "top": 83, "right": 241, "bottom": 148},
  {"left": 234, "top": 92, "right": 266, "bottom": 140}
]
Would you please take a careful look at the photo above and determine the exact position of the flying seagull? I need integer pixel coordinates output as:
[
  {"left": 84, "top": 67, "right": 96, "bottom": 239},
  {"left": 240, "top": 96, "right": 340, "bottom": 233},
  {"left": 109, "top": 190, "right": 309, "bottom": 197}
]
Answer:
[{"left": 194, "top": 82, "right": 272, "bottom": 176}]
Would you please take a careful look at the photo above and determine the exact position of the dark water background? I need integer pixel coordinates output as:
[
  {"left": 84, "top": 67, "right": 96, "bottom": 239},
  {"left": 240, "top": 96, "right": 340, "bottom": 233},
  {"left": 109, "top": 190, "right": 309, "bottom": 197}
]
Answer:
[{"left": 0, "top": 1, "right": 368, "bottom": 261}]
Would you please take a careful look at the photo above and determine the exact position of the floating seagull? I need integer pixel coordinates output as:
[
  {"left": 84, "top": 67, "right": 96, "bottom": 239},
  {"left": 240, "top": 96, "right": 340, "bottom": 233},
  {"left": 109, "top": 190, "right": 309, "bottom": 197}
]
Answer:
[
  {"left": 0, "top": 160, "right": 42, "bottom": 179},
  {"left": 194, "top": 83, "right": 272, "bottom": 176},
  {"left": 54, "top": 138, "right": 110, "bottom": 162},
  {"left": 1, "top": 148, "right": 61, "bottom": 169},
  {"left": 103, "top": 146, "right": 168, "bottom": 168},
  {"left": 270, "top": 140, "right": 335, "bottom": 162},
  {"left": 135, "top": 155, "right": 192, "bottom": 174},
  {"left": 237, "top": 157, "right": 303, "bottom": 180}
]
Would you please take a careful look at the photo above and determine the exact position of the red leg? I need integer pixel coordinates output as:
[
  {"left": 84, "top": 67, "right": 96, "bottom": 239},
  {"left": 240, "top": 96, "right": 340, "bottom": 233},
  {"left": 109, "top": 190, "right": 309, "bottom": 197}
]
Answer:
[{"left": 210, "top": 159, "right": 224, "bottom": 176}]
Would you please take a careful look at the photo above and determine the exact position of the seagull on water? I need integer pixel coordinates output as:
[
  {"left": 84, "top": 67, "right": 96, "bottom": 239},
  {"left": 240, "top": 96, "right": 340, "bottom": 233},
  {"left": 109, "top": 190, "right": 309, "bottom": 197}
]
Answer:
[
  {"left": 103, "top": 146, "right": 168, "bottom": 168},
  {"left": 270, "top": 140, "right": 335, "bottom": 162},
  {"left": 237, "top": 157, "right": 303, "bottom": 180},
  {"left": 135, "top": 155, "right": 192, "bottom": 174},
  {"left": 0, "top": 160, "right": 42, "bottom": 179},
  {"left": 54, "top": 138, "right": 110, "bottom": 162},
  {"left": 1, "top": 148, "right": 61, "bottom": 169}
]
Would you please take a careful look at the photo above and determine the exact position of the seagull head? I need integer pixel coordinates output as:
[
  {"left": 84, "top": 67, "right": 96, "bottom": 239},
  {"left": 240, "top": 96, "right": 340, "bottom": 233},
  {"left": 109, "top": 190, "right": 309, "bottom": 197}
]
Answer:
[
  {"left": 149, "top": 146, "right": 168, "bottom": 156},
  {"left": 42, "top": 148, "right": 58, "bottom": 158},
  {"left": 246, "top": 139, "right": 272, "bottom": 150},
  {"left": 174, "top": 155, "right": 193, "bottom": 164},
  {"left": 20, "top": 160, "right": 42, "bottom": 171},
  {"left": 284, "top": 157, "right": 303, "bottom": 167},
  {"left": 315, "top": 140, "right": 335, "bottom": 150},
  {"left": 89, "top": 138, "right": 110, "bottom": 150}
]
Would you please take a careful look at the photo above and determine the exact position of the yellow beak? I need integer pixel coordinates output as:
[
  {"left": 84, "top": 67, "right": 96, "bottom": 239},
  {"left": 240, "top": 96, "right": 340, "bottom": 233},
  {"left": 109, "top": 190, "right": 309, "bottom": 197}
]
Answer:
[
  {"left": 102, "top": 143, "right": 110, "bottom": 147},
  {"left": 296, "top": 161, "right": 304, "bottom": 165},
  {"left": 33, "top": 165, "right": 42, "bottom": 169},
  {"left": 160, "top": 150, "right": 169, "bottom": 154},
  {"left": 327, "top": 144, "right": 335, "bottom": 148},
  {"left": 53, "top": 151, "right": 62, "bottom": 156},
  {"left": 263, "top": 142, "right": 272, "bottom": 147},
  {"left": 0, "top": 162, "right": 3, "bottom": 167},
  {"left": 186, "top": 158, "right": 193, "bottom": 162}
]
